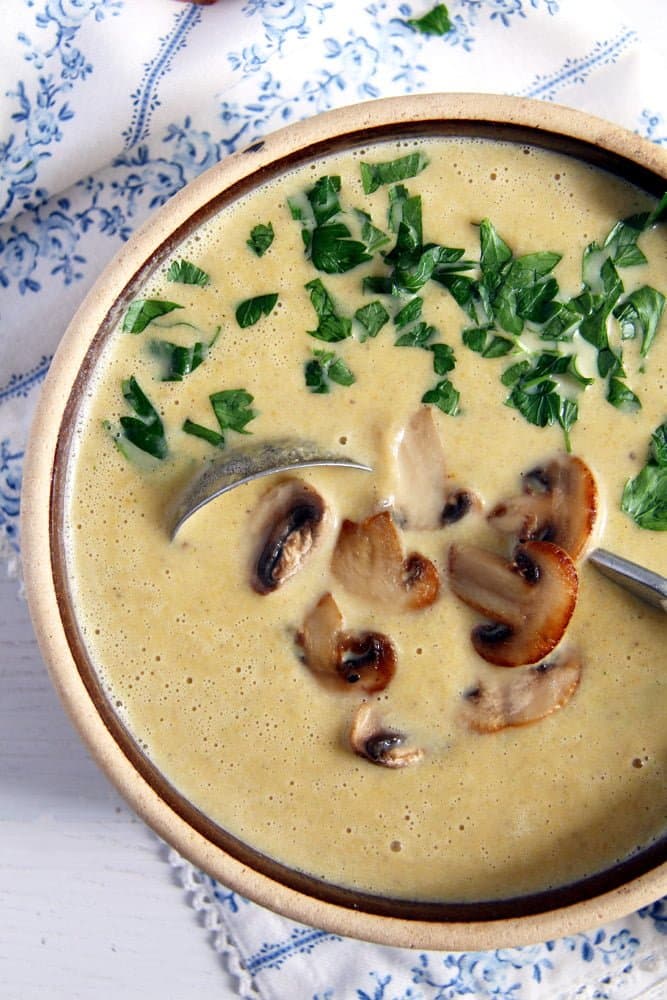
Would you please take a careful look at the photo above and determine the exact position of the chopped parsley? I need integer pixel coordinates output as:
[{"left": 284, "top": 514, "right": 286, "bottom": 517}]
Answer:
[
  {"left": 117, "top": 376, "right": 167, "bottom": 459},
  {"left": 247, "top": 222, "right": 275, "bottom": 257},
  {"left": 621, "top": 419, "right": 667, "bottom": 529},
  {"left": 304, "top": 349, "right": 356, "bottom": 393},
  {"left": 421, "top": 378, "right": 460, "bottom": 416},
  {"left": 305, "top": 278, "right": 352, "bottom": 342},
  {"left": 235, "top": 293, "right": 279, "bottom": 328},
  {"left": 360, "top": 152, "right": 429, "bottom": 195},
  {"left": 166, "top": 259, "right": 210, "bottom": 287},
  {"left": 354, "top": 300, "right": 389, "bottom": 341},
  {"left": 122, "top": 299, "right": 183, "bottom": 334},
  {"left": 406, "top": 2, "right": 452, "bottom": 36}
]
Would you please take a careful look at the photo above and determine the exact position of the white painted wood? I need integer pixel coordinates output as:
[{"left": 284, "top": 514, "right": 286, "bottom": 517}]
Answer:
[{"left": 0, "top": 574, "right": 238, "bottom": 999}]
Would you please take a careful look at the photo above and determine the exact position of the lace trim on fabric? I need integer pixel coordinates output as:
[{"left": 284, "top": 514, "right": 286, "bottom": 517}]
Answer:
[{"left": 164, "top": 843, "right": 262, "bottom": 1000}]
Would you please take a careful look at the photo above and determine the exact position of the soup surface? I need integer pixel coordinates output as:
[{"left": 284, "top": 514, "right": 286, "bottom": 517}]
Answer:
[{"left": 65, "top": 137, "right": 667, "bottom": 902}]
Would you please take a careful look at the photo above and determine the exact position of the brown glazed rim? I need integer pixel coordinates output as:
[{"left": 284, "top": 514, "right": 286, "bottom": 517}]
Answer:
[{"left": 21, "top": 94, "right": 667, "bottom": 950}]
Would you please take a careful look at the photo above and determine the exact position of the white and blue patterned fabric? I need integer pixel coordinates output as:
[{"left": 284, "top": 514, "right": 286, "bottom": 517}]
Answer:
[{"left": 2, "top": 1, "right": 666, "bottom": 996}]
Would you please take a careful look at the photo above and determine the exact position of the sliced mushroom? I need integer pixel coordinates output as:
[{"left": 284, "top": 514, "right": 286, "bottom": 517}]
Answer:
[
  {"left": 394, "top": 407, "right": 448, "bottom": 529},
  {"left": 331, "top": 511, "right": 439, "bottom": 610},
  {"left": 251, "top": 478, "right": 326, "bottom": 594},
  {"left": 488, "top": 454, "right": 597, "bottom": 560},
  {"left": 461, "top": 650, "right": 582, "bottom": 733},
  {"left": 448, "top": 540, "right": 578, "bottom": 667},
  {"left": 296, "top": 593, "right": 396, "bottom": 693},
  {"left": 349, "top": 702, "right": 424, "bottom": 767},
  {"left": 441, "top": 489, "right": 481, "bottom": 525},
  {"left": 394, "top": 408, "right": 479, "bottom": 529}
]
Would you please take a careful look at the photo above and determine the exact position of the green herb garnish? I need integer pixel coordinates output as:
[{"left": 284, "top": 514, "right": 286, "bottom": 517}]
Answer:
[
  {"left": 406, "top": 2, "right": 452, "bottom": 35},
  {"left": 613, "top": 285, "right": 666, "bottom": 356},
  {"left": 166, "top": 259, "right": 210, "bottom": 287},
  {"left": 235, "top": 293, "right": 279, "bottom": 328},
  {"left": 118, "top": 376, "right": 168, "bottom": 459},
  {"left": 247, "top": 222, "right": 275, "bottom": 257},
  {"left": 360, "top": 152, "right": 429, "bottom": 195},
  {"left": 305, "top": 278, "right": 352, "bottom": 342},
  {"left": 355, "top": 301, "right": 389, "bottom": 341},
  {"left": 122, "top": 299, "right": 183, "bottom": 334},
  {"left": 210, "top": 389, "right": 256, "bottom": 436},
  {"left": 429, "top": 342, "right": 456, "bottom": 375},
  {"left": 395, "top": 321, "right": 437, "bottom": 348},
  {"left": 421, "top": 378, "right": 460, "bottom": 415},
  {"left": 182, "top": 419, "right": 224, "bottom": 447},
  {"left": 621, "top": 418, "right": 667, "bottom": 529},
  {"left": 304, "top": 349, "right": 356, "bottom": 393}
]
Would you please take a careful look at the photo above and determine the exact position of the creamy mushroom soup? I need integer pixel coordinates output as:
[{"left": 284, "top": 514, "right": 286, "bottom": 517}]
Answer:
[{"left": 64, "top": 138, "right": 667, "bottom": 902}]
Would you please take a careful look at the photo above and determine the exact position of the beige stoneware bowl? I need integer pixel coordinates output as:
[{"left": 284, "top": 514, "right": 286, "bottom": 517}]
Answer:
[{"left": 21, "top": 94, "right": 667, "bottom": 950}]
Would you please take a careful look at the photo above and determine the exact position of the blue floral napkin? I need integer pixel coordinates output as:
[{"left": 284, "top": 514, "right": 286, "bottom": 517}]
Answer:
[{"left": 2, "top": 1, "right": 666, "bottom": 996}]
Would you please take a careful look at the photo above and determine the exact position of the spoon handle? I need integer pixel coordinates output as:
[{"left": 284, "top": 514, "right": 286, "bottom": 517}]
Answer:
[{"left": 588, "top": 548, "right": 667, "bottom": 612}]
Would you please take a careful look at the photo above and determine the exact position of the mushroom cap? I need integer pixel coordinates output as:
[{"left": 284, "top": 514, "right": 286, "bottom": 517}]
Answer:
[
  {"left": 488, "top": 454, "right": 598, "bottom": 560},
  {"left": 251, "top": 478, "right": 327, "bottom": 594},
  {"left": 348, "top": 702, "right": 424, "bottom": 767},
  {"left": 331, "top": 510, "right": 440, "bottom": 610},
  {"left": 461, "top": 649, "right": 582, "bottom": 733},
  {"left": 296, "top": 593, "right": 396, "bottom": 693},
  {"left": 448, "top": 540, "right": 579, "bottom": 667}
]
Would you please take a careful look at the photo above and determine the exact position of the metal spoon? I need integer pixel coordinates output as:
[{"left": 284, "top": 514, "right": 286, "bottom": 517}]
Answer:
[
  {"left": 169, "top": 438, "right": 372, "bottom": 537},
  {"left": 588, "top": 548, "right": 667, "bottom": 612}
]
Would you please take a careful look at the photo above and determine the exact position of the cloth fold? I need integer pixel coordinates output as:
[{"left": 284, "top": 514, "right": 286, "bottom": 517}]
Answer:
[{"left": 2, "top": 1, "right": 666, "bottom": 996}]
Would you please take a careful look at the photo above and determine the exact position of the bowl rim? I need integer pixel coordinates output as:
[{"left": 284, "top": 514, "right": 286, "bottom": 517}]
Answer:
[{"left": 20, "top": 92, "right": 667, "bottom": 950}]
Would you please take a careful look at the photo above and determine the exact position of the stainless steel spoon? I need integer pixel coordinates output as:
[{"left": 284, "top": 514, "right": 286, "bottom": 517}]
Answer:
[
  {"left": 588, "top": 548, "right": 667, "bottom": 612},
  {"left": 169, "top": 438, "right": 372, "bottom": 537}
]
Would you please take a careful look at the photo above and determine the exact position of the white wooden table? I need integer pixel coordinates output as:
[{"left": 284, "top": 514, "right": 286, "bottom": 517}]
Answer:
[{"left": 0, "top": 573, "right": 238, "bottom": 999}]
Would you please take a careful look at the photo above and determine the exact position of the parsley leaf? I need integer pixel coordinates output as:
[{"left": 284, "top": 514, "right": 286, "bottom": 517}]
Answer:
[
  {"left": 151, "top": 339, "right": 207, "bottom": 381},
  {"left": 247, "top": 222, "right": 275, "bottom": 256},
  {"left": 613, "top": 285, "right": 665, "bottom": 356},
  {"left": 429, "top": 342, "right": 456, "bottom": 374},
  {"left": 210, "top": 389, "right": 256, "bottom": 435},
  {"left": 355, "top": 209, "right": 391, "bottom": 253},
  {"left": 395, "top": 321, "right": 437, "bottom": 347},
  {"left": 607, "top": 377, "right": 641, "bottom": 412},
  {"left": 182, "top": 419, "right": 224, "bottom": 448},
  {"left": 394, "top": 297, "right": 423, "bottom": 328},
  {"left": 118, "top": 377, "right": 168, "bottom": 459},
  {"left": 167, "top": 259, "right": 210, "bottom": 287},
  {"left": 305, "top": 278, "right": 352, "bottom": 342},
  {"left": 311, "top": 222, "right": 372, "bottom": 273},
  {"left": 621, "top": 420, "right": 667, "bottom": 529},
  {"left": 462, "top": 325, "right": 514, "bottom": 358},
  {"left": 123, "top": 299, "right": 183, "bottom": 334},
  {"left": 355, "top": 300, "right": 389, "bottom": 341},
  {"left": 406, "top": 2, "right": 452, "bottom": 35},
  {"left": 305, "top": 349, "right": 356, "bottom": 393},
  {"left": 307, "top": 175, "right": 342, "bottom": 225},
  {"left": 235, "top": 293, "right": 279, "bottom": 328},
  {"left": 421, "top": 378, "right": 460, "bottom": 415},
  {"left": 360, "top": 152, "right": 429, "bottom": 195}
]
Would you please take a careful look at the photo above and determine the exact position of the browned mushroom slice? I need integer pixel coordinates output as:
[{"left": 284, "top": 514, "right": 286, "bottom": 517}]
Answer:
[
  {"left": 331, "top": 511, "right": 439, "bottom": 610},
  {"left": 296, "top": 593, "right": 396, "bottom": 693},
  {"left": 296, "top": 592, "right": 343, "bottom": 675},
  {"left": 461, "top": 650, "right": 582, "bottom": 733},
  {"left": 251, "top": 478, "right": 326, "bottom": 594},
  {"left": 488, "top": 454, "right": 597, "bottom": 560},
  {"left": 448, "top": 540, "right": 578, "bottom": 667},
  {"left": 349, "top": 703, "right": 424, "bottom": 767}
]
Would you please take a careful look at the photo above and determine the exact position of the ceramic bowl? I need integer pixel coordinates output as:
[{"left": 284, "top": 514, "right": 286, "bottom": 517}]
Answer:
[{"left": 20, "top": 93, "right": 667, "bottom": 950}]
